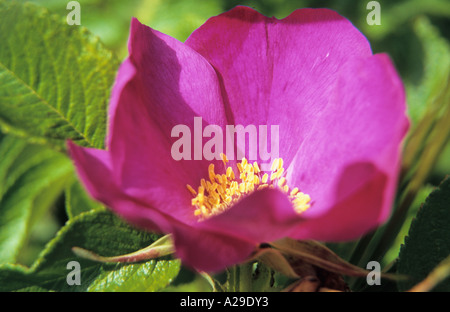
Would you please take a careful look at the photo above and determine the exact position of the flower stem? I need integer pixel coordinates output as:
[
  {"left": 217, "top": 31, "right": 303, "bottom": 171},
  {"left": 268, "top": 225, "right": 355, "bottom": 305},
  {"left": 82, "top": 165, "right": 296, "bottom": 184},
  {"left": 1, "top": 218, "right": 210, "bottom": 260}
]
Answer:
[
  {"left": 239, "top": 262, "right": 254, "bottom": 292},
  {"left": 227, "top": 262, "right": 254, "bottom": 292}
]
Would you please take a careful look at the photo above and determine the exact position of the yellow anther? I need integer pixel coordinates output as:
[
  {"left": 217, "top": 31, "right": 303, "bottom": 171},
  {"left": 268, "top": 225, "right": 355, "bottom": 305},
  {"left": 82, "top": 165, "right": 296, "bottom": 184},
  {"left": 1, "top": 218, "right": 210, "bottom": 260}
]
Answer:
[
  {"left": 277, "top": 158, "right": 284, "bottom": 170},
  {"left": 271, "top": 168, "right": 284, "bottom": 181},
  {"left": 208, "top": 197, "right": 216, "bottom": 206},
  {"left": 290, "top": 187, "right": 299, "bottom": 196},
  {"left": 278, "top": 177, "right": 286, "bottom": 187},
  {"left": 186, "top": 184, "right": 197, "bottom": 196},
  {"left": 220, "top": 153, "right": 228, "bottom": 165},
  {"left": 271, "top": 159, "right": 279, "bottom": 171},
  {"left": 270, "top": 172, "right": 277, "bottom": 181},
  {"left": 242, "top": 157, "right": 248, "bottom": 167},
  {"left": 277, "top": 167, "right": 285, "bottom": 178},
  {"left": 253, "top": 162, "right": 260, "bottom": 173},
  {"left": 208, "top": 164, "right": 215, "bottom": 182},
  {"left": 262, "top": 173, "right": 269, "bottom": 184}
]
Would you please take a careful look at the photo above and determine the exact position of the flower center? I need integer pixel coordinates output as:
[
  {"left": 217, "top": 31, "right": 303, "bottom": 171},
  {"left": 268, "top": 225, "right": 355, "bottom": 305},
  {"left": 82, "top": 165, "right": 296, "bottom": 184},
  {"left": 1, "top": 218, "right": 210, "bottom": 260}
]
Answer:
[{"left": 186, "top": 154, "right": 311, "bottom": 220}]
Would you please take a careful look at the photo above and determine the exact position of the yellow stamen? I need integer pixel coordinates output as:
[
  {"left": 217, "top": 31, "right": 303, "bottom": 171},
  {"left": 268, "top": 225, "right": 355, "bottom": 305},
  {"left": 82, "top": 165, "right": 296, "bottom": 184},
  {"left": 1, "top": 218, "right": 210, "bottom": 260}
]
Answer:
[
  {"left": 271, "top": 159, "right": 280, "bottom": 171},
  {"left": 277, "top": 158, "right": 284, "bottom": 170},
  {"left": 220, "top": 153, "right": 228, "bottom": 166},
  {"left": 262, "top": 173, "right": 269, "bottom": 184},
  {"left": 290, "top": 187, "right": 299, "bottom": 196},
  {"left": 186, "top": 184, "right": 197, "bottom": 196},
  {"left": 208, "top": 164, "right": 215, "bottom": 183},
  {"left": 187, "top": 157, "right": 311, "bottom": 220},
  {"left": 253, "top": 162, "right": 260, "bottom": 174},
  {"left": 226, "top": 167, "right": 234, "bottom": 179}
]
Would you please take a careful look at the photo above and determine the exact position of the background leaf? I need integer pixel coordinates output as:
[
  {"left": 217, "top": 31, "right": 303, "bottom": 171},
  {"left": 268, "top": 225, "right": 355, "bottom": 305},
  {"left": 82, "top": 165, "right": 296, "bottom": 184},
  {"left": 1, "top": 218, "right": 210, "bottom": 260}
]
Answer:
[
  {"left": 65, "top": 179, "right": 104, "bottom": 219},
  {"left": 404, "top": 17, "right": 450, "bottom": 125},
  {"left": 0, "top": 132, "right": 72, "bottom": 264},
  {"left": 0, "top": 210, "right": 181, "bottom": 292},
  {"left": 0, "top": 0, "right": 119, "bottom": 150},
  {"left": 397, "top": 176, "right": 450, "bottom": 291},
  {"left": 25, "top": 0, "right": 223, "bottom": 59}
]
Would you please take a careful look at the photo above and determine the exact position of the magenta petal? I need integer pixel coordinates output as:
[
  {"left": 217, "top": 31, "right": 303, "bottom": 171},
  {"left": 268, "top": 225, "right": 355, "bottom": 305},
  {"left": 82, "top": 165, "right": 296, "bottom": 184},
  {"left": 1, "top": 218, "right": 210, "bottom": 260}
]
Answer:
[
  {"left": 68, "top": 140, "right": 174, "bottom": 233},
  {"left": 67, "top": 140, "right": 115, "bottom": 206},
  {"left": 104, "top": 18, "right": 233, "bottom": 222},
  {"left": 287, "top": 54, "right": 409, "bottom": 240},
  {"left": 174, "top": 189, "right": 304, "bottom": 272},
  {"left": 109, "top": 18, "right": 226, "bottom": 184},
  {"left": 186, "top": 6, "right": 372, "bottom": 165},
  {"left": 172, "top": 224, "right": 256, "bottom": 272},
  {"left": 199, "top": 188, "right": 300, "bottom": 243},
  {"left": 294, "top": 163, "right": 388, "bottom": 241}
]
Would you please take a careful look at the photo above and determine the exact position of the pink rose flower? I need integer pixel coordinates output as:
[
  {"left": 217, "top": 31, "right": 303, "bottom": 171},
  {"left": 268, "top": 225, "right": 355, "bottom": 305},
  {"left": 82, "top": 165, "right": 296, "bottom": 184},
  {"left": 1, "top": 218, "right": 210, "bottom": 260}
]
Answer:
[{"left": 68, "top": 6, "right": 409, "bottom": 272}]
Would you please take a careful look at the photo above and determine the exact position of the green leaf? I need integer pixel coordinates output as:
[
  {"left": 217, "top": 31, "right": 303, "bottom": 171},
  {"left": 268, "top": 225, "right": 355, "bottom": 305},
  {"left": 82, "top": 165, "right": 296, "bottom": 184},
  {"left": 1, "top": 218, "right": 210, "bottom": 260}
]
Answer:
[
  {"left": 65, "top": 179, "right": 104, "bottom": 219},
  {"left": 0, "top": 210, "right": 180, "bottom": 292},
  {"left": 136, "top": 0, "right": 222, "bottom": 41},
  {"left": 405, "top": 17, "right": 450, "bottom": 126},
  {"left": 0, "top": 133, "right": 73, "bottom": 264},
  {"left": 398, "top": 176, "right": 450, "bottom": 291},
  {"left": 0, "top": 1, "right": 119, "bottom": 150},
  {"left": 361, "top": 0, "right": 450, "bottom": 41}
]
